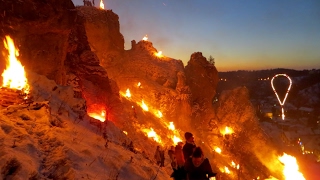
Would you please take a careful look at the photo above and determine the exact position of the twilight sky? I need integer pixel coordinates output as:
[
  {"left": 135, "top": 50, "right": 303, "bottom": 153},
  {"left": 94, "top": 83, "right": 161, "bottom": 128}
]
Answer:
[{"left": 72, "top": 0, "right": 320, "bottom": 71}]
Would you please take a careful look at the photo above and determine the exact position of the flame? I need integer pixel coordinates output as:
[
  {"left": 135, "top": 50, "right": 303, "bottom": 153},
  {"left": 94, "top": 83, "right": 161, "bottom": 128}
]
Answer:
[
  {"left": 231, "top": 161, "right": 240, "bottom": 169},
  {"left": 123, "top": 131, "right": 128, "bottom": 135},
  {"left": 214, "top": 147, "right": 222, "bottom": 154},
  {"left": 125, "top": 88, "right": 131, "bottom": 98},
  {"left": 137, "top": 82, "right": 141, "bottom": 87},
  {"left": 154, "top": 51, "right": 163, "bottom": 57},
  {"left": 172, "top": 135, "right": 182, "bottom": 145},
  {"left": 224, "top": 166, "right": 231, "bottom": 174},
  {"left": 221, "top": 126, "right": 233, "bottom": 135},
  {"left": 99, "top": 0, "right": 104, "bottom": 9},
  {"left": 157, "top": 110, "right": 163, "bottom": 118},
  {"left": 168, "top": 122, "right": 175, "bottom": 130},
  {"left": 143, "top": 128, "right": 161, "bottom": 143},
  {"left": 142, "top": 35, "right": 148, "bottom": 41},
  {"left": 88, "top": 110, "right": 106, "bottom": 122},
  {"left": 141, "top": 100, "right": 148, "bottom": 111},
  {"left": 2, "top": 36, "right": 29, "bottom": 93},
  {"left": 278, "top": 153, "right": 305, "bottom": 180}
]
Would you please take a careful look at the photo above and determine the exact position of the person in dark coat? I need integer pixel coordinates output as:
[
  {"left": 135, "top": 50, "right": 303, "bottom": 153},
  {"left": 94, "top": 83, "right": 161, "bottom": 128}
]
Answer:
[
  {"left": 159, "top": 147, "right": 165, "bottom": 167},
  {"left": 184, "top": 147, "right": 217, "bottom": 180},
  {"left": 154, "top": 146, "right": 161, "bottom": 166},
  {"left": 183, "top": 132, "right": 196, "bottom": 161}
]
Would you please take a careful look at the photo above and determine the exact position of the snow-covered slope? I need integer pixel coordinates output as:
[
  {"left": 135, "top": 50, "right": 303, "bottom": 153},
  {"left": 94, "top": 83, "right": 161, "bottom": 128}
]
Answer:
[{"left": 0, "top": 72, "right": 170, "bottom": 180}]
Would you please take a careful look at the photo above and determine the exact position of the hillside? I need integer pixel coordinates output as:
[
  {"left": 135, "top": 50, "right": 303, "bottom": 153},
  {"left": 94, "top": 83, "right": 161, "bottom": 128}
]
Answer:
[{"left": 0, "top": 1, "right": 318, "bottom": 180}]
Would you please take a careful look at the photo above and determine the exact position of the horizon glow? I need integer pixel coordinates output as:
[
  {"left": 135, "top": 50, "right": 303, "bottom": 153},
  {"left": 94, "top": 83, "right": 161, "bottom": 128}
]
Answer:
[{"left": 72, "top": 0, "right": 320, "bottom": 71}]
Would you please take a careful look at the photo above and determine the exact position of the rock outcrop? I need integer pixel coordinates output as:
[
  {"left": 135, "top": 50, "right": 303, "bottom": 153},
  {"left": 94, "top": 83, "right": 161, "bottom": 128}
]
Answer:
[
  {"left": 184, "top": 52, "right": 219, "bottom": 133},
  {"left": 0, "top": 0, "right": 118, "bottom": 121}
]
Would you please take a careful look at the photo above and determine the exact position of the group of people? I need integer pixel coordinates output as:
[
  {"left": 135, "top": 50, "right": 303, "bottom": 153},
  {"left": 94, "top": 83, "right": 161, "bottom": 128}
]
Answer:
[{"left": 155, "top": 132, "right": 217, "bottom": 180}]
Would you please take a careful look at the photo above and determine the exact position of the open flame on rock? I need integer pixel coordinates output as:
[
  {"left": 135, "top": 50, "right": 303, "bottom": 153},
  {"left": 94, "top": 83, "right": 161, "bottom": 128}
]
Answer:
[
  {"left": 278, "top": 153, "right": 305, "bottom": 180},
  {"left": 99, "top": 0, "right": 104, "bottom": 9},
  {"left": 142, "top": 35, "right": 148, "bottom": 41},
  {"left": 141, "top": 100, "right": 148, "bottom": 111},
  {"left": 125, "top": 88, "right": 131, "bottom": 98},
  {"left": 88, "top": 110, "right": 106, "bottom": 122},
  {"left": 142, "top": 128, "right": 161, "bottom": 143},
  {"left": 214, "top": 146, "right": 222, "bottom": 154},
  {"left": 221, "top": 126, "right": 233, "bottom": 135},
  {"left": 154, "top": 51, "right": 163, "bottom": 58},
  {"left": 2, "top": 36, "right": 29, "bottom": 93}
]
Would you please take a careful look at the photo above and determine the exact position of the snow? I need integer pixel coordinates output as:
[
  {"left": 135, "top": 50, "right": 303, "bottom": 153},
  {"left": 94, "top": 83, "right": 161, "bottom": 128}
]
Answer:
[{"left": 0, "top": 72, "right": 171, "bottom": 179}]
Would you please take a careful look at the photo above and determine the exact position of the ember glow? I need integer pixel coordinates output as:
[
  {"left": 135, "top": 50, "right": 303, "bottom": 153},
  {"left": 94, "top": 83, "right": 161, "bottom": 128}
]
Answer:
[
  {"left": 271, "top": 74, "right": 292, "bottom": 120},
  {"left": 154, "top": 51, "right": 163, "bottom": 57},
  {"left": 2, "top": 36, "right": 29, "bottom": 93},
  {"left": 142, "top": 35, "right": 148, "bottom": 41},
  {"left": 278, "top": 153, "right": 305, "bottom": 180},
  {"left": 99, "top": 0, "right": 104, "bottom": 9},
  {"left": 125, "top": 88, "right": 131, "bottom": 98},
  {"left": 141, "top": 100, "right": 148, "bottom": 111},
  {"left": 88, "top": 110, "right": 106, "bottom": 122}
]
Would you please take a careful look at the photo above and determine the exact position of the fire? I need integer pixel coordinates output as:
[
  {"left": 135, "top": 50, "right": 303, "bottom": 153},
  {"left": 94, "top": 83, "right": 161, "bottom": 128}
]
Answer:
[
  {"left": 142, "top": 35, "right": 148, "bottom": 41},
  {"left": 172, "top": 135, "right": 182, "bottom": 145},
  {"left": 231, "top": 161, "right": 239, "bottom": 169},
  {"left": 143, "top": 128, "right": 161, "bottom": 143},
  {"left": 88, "top": 110, "right": 106, "bottom": 122},
  {"left": 123, "top": 131, "right": 128, "bottom": 135},
  {"left": 154, "top": 51, "right": 163, "bottom": 57},
  {"left": 221, "top": 126, "right": 233, "bottom": 135},
  {"left": 157, "top": 110, "right": 163, "bottom": 118},
  {"left": 224, "top": 166, "right": 231, "bottom": 174},
  {"left": 141, "top": 100, "right": 148, "bottom": 111},
  {"left": 99, "top": 0, "right": 104, "bottom": 9},
  {"left": 278, "top": 153, "right": 305, "bottom": 180},
  {"left": 2, "top": 36, "right": 29, "bottom": 93},
  {"left": 168, "top": 122, "right": 175, "bottom": 130},
  {"left": 137, "top": 82, "right": 141, "bottom": 88},
  {"left": 125, "top": 88, "right": 131, "bottom": 98},
  {"left": 214, "top": 147, "right": 222, "bottom": 154}
]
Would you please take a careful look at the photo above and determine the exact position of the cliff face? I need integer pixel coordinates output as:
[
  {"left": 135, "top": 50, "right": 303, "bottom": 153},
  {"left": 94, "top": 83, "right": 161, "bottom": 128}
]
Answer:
[
  {"left": 0, "top": 0, "right": 117, "bottom": 120},
  {"left": 184, "top": 52, "right": 219, "bottom": 132},
  {"left": 0, "top": 0, "right": 76, "bottom": 84}
]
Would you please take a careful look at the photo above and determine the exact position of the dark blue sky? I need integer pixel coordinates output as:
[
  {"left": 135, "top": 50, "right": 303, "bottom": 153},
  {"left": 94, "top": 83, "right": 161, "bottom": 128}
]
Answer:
[{"left": 73, "top": 0, "right": 320, "bottom": 71}]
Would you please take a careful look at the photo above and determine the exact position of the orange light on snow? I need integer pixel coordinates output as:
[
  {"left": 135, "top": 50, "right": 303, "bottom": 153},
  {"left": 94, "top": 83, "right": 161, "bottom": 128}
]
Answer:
[
  {"left": 2, "top": 36, "right": 29, "bottom": 93},
  {"left": 278, "top": 153, "right": 305, "bottom": 180},
  {"left": 142, "top": 35, "right": 148, "bottom": 41},
  {"left": 99, "top": 0, "right": 104, "bottom": 9}
]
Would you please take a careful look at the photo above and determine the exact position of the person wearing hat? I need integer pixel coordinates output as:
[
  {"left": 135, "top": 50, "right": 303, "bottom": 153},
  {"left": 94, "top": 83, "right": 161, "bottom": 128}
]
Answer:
[{"left": 183, "top": 132, "right": 196, "bottom": 161}]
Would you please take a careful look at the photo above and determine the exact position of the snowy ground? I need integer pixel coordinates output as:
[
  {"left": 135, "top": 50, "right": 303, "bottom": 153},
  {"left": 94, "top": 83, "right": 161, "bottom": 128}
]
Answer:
[{"left": 0, "top": 72, "right": 171, "bottom": 179}]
